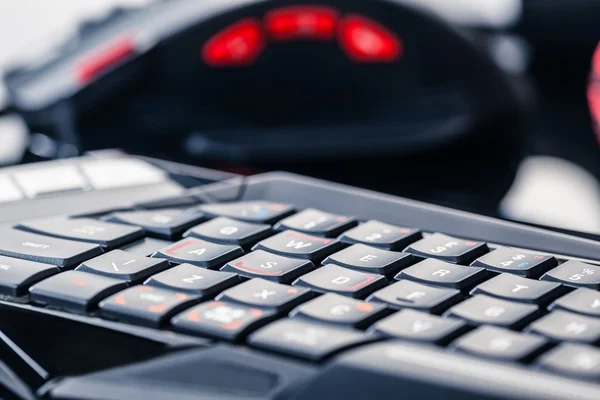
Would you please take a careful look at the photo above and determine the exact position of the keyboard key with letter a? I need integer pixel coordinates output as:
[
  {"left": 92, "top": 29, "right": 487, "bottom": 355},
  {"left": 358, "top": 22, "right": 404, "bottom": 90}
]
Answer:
[{"left": 154, "top": 238, "right": 243, "bottom": 269}]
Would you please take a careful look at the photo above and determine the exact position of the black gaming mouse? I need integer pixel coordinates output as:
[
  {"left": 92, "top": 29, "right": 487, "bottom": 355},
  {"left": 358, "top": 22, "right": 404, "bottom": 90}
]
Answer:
[
  {"left": 3, "top": 0, "right": 522, "bottom": 160},
  {"left": 3, "top": 0, "right": 525, "bottom": 214}
]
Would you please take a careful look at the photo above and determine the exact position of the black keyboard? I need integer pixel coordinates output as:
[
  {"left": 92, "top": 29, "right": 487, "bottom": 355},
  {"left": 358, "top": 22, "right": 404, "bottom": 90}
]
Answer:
[{"left": 0, "top": 158, "right": 600, "bottom": 400}]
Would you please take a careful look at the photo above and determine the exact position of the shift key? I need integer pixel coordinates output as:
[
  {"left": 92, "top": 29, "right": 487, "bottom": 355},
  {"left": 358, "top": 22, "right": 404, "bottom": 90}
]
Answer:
[{"left": 0, "top": 228, "right": 102, "bottom": 268}]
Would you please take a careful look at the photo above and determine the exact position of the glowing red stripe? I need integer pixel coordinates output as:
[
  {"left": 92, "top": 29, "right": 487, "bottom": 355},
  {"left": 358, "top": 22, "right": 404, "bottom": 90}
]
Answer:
[
  {"left": 265, "top": 6, "right": 340, "bottom": 40},
  {"left": 165, "top": 239, "right": 202, "bottom": 256},
  {"left": 344, "top": 276, "right": 375, "bottom": 291},
  {"left": 233, "top": 262, "right": 282, "bottom": 276},
  {"left": 588, "top": 42, "right": 600, "bottom": 145},
  {"left": 75, "top": 35, "right": 135, "bottom": 83}
]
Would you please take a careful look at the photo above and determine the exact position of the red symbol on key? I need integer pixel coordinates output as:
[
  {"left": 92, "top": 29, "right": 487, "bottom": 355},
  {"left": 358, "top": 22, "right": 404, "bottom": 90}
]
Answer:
[
  {"left": 166, "top": 239, "right": 203, "bottom": 256},
  {"left": 344, "top": 276, "right": 376, "bottom": 291},
  {"left": 465, "top": 241, "right": 478, "bottom": 247},
  {"left": 175, "top": 293, "right": 188, "bottom": 301},
  {"left": 356, "top": 303, "right": 373, "bottom": 312},
  {"left": 71, "top": 279, "right": 86, "bottom": 286},
  {"left": 148, "top": 304, "right": 168, "bottom": 313},
  {"left": 187, "top": 310, "right": 201, "bottom": 322},
  {"left": 533, "top": 255, "right": 545, "bottom": 259},
  {"left": 250, "top": 309, "right": 263, "bottom": 317},
  {"left": 270, "top": 204, "right": 287, "bottom": 211},
  {"left": 234, "top": 261, "right": 281, "bottom": 276},
  {"left": 114, "top": 295, "right": 126, "bottom": 305},
  {"left": 223, "top": 320, "right": 243, "bottom": 331}
]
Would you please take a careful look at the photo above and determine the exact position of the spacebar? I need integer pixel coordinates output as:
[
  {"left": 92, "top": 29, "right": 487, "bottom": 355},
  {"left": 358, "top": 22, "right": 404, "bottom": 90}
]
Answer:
[{"left": 292, "top": 342, "right": 600, "bottom": 400}]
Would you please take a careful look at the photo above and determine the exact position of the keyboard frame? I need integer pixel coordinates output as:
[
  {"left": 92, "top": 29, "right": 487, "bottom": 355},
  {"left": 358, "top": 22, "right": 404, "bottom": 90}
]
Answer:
[
  {"left": 202, "top": 171, "right": 600, "bottom": 263},
  {"left": 1, "top": 165, "right": 600, "bottom": 399},
  {"left": 3, "top": 169, "right": 598, "bottom": 352}
]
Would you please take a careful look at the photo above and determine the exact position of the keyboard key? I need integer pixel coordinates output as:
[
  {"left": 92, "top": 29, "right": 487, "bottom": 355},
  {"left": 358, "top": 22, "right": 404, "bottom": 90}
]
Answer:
[
  {"left": 445, "top": 294, "right": 540, "bottom": 329},
  {"left": 200, "top": 201, "right": 294, "bottom": 224},
  {"left": 99, "top": 286, "right": 198, "bottom": 327},
  {"left": 17, "top": 218, "right": 144, "bottom": 249},
  {"left": 154, "top": 238, "right": 243, "bottom": 269},
  {"left": 221, "top": 250, "right": 314, "bottom": 283},
  {"left": 452, "top": 326, "right": 548, "bottom": 363},
  {"left": 184, "top": 217, "right": 272, "bottom": 247},
  {"left": 304, "top": 341, "right": 600, "bottom": 400},
  {"left": 248, "top": 318, "right": 374, "bottom": 362},
  {"left": 541, "top": 261, "right": 600, "bottom": 289},
  {"left": 0, "top": 255, "right": 59, "bottom": 296},
  {"left": 0, "top": 174, "right": 23, "bottom": 203},
  {"left": 323, "top": 244, "right": 414, "bottom": 276},
  {"left": 105, "top": 208, "right": 206, "bottom": 239},
  {"left": 13, "top": 165, "right": 87, "bottom": 198},
  {"left": 527, "top": 310, "right": 600, "bottom": 344},
  {"left": 217, "top": 278, "right": 312, "bottom": 313},
  {"left": 366, "top": 280, "right": 462, "bottom": 314},
  {"left": 396, "top": 258, "right": 489, "bottom": 291},
  {"left": 121, "top": 237, "right": 172, "bottom": 257},
  {"left": 339, "top": 220, "right": 421, "bottom": 250},
  {"left": 290, "top": 293, "right": 388, "bottom": 329},
  {"left": 76, "top": 250, "right": 169, "bottom": 282},
  {"left": 29, "top": 271, "right": 127, "bottom": 313},
  {"left": 252, "top": 230, "right": 342, "bottom": 262},
  {"left": 171, "top": 300, "right": 275, "bottom": 341},
  {"left": 145, "top": 264, "right": 239, "bottom": 297},
  {"left": 471, "top": 274, "right": 565, "bottom": 305},
  {"left": 404, "top": 233, "right": 488, "bottom": 264},
  {"left": 0, "top": 228, "right": 102, "bottom": 268},
  {"left": 537, "top": 343, "right": 600, "bottom": 380},
  {"left": 369, "top": 309, "right": 467, "bottom": 345},
  {"left": 550, "top": 288, "right": 600, "bottom": 317},
  {"left": 274, "top": 209, "right": 357, "bottom": 237},
  {"left": 293, "top": 264, "right": 386, "bottom": 299},
  {"left": 471, "top": 247, "right": 557, "bottom": 278},
  {"left": 81, "top": 158, "right": 167, "bottom": 190}
]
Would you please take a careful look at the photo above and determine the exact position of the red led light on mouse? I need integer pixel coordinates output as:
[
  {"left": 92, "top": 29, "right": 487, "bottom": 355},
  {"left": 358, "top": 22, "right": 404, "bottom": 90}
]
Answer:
[
  {"left": 265, "top": 6, "right": 340, "bottom": 40},
  {"left": 202, "top": 18, "right": 264, "bottom": 67},
  {"left": 338, "top": 14, "right": 403, "bottom": 63}
]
